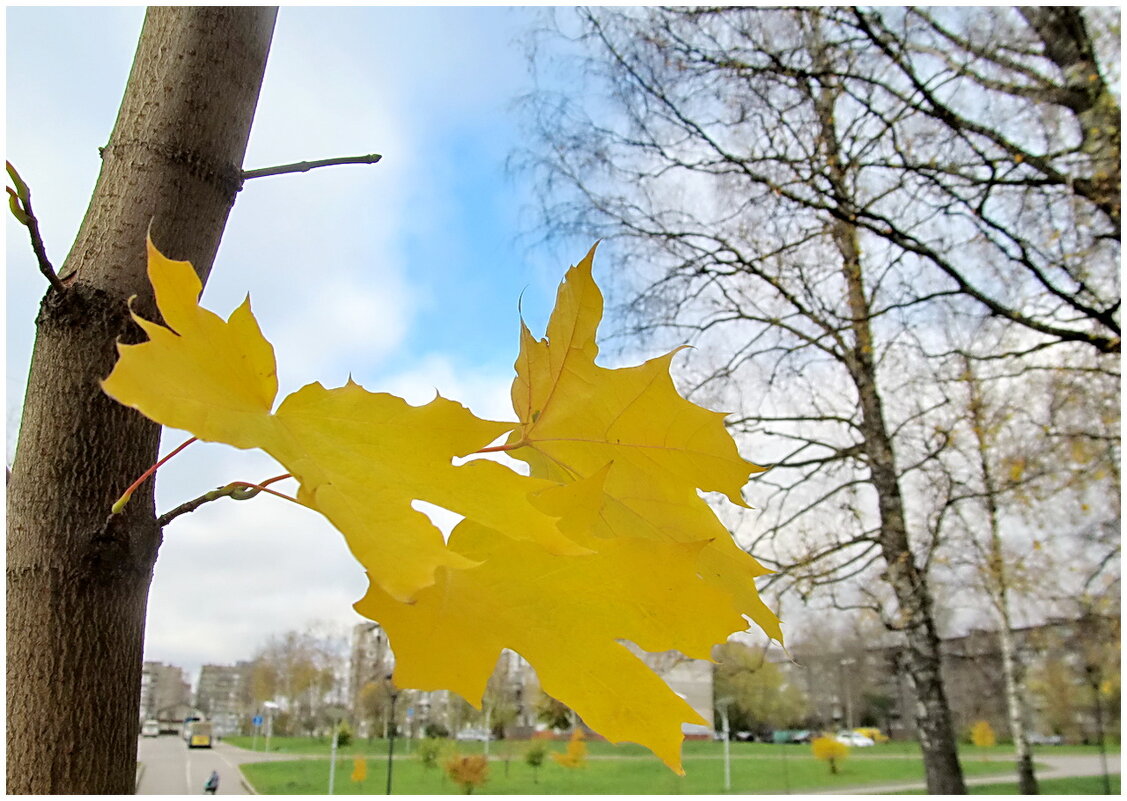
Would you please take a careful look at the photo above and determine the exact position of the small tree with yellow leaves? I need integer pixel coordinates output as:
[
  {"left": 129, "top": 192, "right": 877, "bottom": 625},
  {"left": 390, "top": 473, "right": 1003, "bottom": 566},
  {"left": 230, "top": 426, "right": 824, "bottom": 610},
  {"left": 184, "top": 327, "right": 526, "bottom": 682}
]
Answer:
[
  {"left": 551, "top": 728, "right": 588, "bottom": 769},
  {"left": 970, "top": 720, "right": 997, "bottom": 748},
  {"left": 811, "top": 735, "right": 849, "bottom": 774},
  {"left": 444, "top": 754, "right": 490, "bottom": 794},
  {"left": 350, "top": 756, "right": 367, "bottom": 790}
]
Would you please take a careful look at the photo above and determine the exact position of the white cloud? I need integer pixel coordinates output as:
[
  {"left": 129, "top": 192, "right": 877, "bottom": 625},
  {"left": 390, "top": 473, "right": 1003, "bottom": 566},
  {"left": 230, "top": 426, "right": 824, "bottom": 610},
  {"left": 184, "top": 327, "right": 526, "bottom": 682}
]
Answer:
[
  {"left": 377, "top": 352, "right": 517, "bottom": 423},
  {"left": 145, "top": 486, "right": 371, "bottom": 678}
]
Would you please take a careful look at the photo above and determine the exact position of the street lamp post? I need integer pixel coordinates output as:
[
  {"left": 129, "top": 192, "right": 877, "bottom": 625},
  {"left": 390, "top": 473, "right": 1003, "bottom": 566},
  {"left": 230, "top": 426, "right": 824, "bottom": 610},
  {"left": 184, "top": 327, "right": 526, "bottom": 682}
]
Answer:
[
  {"left": 324, "top": 705, "right": 348, "bottom": 795},
  {"left": 263, "top": 701, "right": 279, "bottom": 754},
  {"left": 385, "top": 675, "right": 399, "bottom": 795},
  {"left": 715, "top": 696, "right": 733, "bottom": 793},
  {"left": 838, "top": 657, "right": 856, "bottom": 731}
]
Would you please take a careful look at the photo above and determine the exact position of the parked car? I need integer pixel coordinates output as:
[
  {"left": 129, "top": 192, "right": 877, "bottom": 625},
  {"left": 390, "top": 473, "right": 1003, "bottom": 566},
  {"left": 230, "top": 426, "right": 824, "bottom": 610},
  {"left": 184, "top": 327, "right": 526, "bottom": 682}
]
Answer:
[
  {"left": 852, "top": 726, "right": 889, "bottom": 743},
  {"left": 455, "top": 727, "right": 491, "bottom": 742},
  {"left": 1027, "top": 733, "right": 1064, "bottom": 746},
  {"left": 835, "top": 731, "right": 876, "bottom": 747},
  {"left": 772, "top": 729, "right": 812, "bottom": 744},
  {"left": 141, "top": 719, "right": 161, "bottom": 738}
]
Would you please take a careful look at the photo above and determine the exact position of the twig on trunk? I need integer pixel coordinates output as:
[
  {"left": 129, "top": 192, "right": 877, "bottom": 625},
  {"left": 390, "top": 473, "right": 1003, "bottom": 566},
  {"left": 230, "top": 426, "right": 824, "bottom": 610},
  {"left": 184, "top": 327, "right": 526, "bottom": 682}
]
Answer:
[
  {"left": 6, "top": 161, "right": 65, "bottom": 293},
  {"left": 157, "top": 474, "right": 295, "bottom": 527},
  {"left": 242, "top": 153, "right": 382, "bottom": 181}
]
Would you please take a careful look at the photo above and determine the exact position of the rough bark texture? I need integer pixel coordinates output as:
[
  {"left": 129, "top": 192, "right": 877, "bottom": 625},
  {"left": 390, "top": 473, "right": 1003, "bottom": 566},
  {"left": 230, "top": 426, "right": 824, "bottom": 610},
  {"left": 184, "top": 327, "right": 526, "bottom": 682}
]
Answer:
[
  {"left": 6, "top": 7, "right": 276, "bottom": 793},
  {"left": 812, "top": 55, "right": 967, "bottom": 793},
  {"left": 838, "top": 190, "right": 968, "bottom": 797}
]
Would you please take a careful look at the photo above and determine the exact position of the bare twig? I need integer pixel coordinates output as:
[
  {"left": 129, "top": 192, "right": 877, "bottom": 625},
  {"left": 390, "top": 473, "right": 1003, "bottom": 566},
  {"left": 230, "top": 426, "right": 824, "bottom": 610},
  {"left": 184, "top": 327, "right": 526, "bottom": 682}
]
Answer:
[
  {"left": 156, "top": 474, "right": 295, "bottom": 527},
  {"left": 6, "top": 161, "right": 65, "bottom": 293},
  {"left": 157, "top": 483, "right": 260, "bottom": 527},
  {"left": 242, "top": 153, "right": 382, "bottom": 181},
  {"left": 111, "top": 436, "right": 198, "bottom": 514}
]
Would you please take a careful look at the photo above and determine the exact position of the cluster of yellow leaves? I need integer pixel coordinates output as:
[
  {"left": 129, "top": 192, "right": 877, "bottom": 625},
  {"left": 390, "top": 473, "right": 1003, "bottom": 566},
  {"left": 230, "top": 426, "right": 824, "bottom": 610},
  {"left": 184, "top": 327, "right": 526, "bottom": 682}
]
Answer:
[
  {"left": 350, "top": 756, "right": 367, "bottom": 784},
  {"left": 443, "top": 754, "right": 490, "bottom": 792},
  {"left": 102, "top": 238, "right": 779, "bottom": 773},
  {"left": 811, "top": 736, "right": 849, "bottom": 773},
  {"left": 969, "top": 719, "right": 996, "bottom": 748},
  {"left": 551, "top": 729, "right": 588, "bottom": 769}
]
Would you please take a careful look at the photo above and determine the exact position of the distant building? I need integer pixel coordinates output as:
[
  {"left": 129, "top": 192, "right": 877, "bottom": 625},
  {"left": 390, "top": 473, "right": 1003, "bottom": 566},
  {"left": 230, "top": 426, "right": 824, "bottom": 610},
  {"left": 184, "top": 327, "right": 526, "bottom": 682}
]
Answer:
[
  {"left": 345, "top": 621, "right": 717, "bottom": 740},
  {"left": 632, "top": 646, "right": 716, "bottom": 737},
  {"left": 777, "top": 615, "right": 1120, "bottom": 743},
  {"left": 349, "top": 622, "right": 391, "bottom": 713},
  {"left": 139, "top": 661, "right": 191, "bottom": 725},
  {"left": 195, "top": 662, "right": 252, "bottom": 737}
]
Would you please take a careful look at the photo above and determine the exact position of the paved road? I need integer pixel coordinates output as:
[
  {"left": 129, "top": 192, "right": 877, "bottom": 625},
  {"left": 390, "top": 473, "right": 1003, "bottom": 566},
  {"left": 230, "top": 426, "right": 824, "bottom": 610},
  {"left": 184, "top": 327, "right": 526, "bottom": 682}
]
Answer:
[
  {"left": 137, "top": 736, "right": 263, "bottom": 795},
  {"left": 804, "top": 752, "right": 1121, "bottom": 795}
]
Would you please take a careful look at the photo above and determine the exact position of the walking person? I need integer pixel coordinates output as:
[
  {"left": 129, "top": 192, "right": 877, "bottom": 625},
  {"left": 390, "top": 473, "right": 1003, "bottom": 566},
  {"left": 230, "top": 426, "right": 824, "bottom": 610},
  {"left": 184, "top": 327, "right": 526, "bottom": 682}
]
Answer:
[{"left": 203, "top": 770, "right": 220, "bottom": 795}]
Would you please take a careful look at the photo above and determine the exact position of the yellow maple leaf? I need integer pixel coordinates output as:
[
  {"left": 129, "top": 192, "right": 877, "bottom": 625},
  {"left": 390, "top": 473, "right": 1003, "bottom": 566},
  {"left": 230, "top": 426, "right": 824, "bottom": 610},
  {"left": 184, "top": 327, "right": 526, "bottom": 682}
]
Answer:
[
  {"left": 103, "top": 238, "right": 580, "bottom": 601},
  {"left": 507, "top": 246, "right": 778, "bottom": 640},
  {"left": 101, "top": 240, "right": 279, "bottom": 449},
  {"left": 102, "top": 238, "right": 778, "bottom": 773},
  {"left": 357, "top": 522, "right": 745, "bottom": 773}
]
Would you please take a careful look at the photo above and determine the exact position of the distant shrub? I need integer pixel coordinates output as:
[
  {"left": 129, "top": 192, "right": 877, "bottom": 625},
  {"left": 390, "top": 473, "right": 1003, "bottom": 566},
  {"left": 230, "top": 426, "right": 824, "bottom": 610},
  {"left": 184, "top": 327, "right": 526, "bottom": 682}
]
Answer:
[
  {"left": 970, "top": 720, "right": 997, "bottom": 748},
  {"left": 417, "top": 738, "right": 444, "bottom": 770},
  {"left": 811, "top": 735, "right": 849, "bottom": 773},
  {"left": 551, "top": 728, "right": 588, "bottom": 769},
  {"left": 524, "top": 741, "right": 548, "bottom": 783},
  {"left": 444, "top": 754, "right": 489, "bottom": 794}
]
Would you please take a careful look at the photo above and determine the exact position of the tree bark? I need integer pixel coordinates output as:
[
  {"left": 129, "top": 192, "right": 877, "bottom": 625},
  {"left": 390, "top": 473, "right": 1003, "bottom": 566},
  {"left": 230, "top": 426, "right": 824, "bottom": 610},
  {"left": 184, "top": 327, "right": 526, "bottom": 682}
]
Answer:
[
  {"left": 809, "top": 35, "right": 967, "bottom": 792},
  {"left": 6, "top": 7, "right": 276, "bottom": 793}
]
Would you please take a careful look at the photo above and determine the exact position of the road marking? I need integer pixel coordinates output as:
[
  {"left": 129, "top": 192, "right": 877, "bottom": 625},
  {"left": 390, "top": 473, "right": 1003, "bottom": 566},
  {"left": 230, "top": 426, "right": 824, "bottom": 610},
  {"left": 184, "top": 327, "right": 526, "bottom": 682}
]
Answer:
[
  {"left": 215, "top": 746, "right": 241, "bottom": 772},
  {"left": 185, "top": 746, "right": 193, "bottom": 794}
]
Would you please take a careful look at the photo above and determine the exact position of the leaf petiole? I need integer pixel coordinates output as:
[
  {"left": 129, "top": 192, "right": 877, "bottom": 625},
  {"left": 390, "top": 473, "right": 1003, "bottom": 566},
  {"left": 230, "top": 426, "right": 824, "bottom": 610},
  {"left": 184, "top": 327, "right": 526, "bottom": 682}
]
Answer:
[
  {"left": 111, "top": 436, "right": 198, "bottom": 514},
  {"left": 474, "top": 439, "right": 528, "bottom": 455},
  {"left": 226, "top": 475, "right": 299, "bottom": 505}
]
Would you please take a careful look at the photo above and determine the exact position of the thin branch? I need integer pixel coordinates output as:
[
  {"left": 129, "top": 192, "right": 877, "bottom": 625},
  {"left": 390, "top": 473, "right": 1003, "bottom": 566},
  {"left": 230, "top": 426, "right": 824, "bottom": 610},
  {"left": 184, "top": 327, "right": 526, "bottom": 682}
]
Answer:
[
  {"left": 157, "top": 473, "right": 295, "bottom": 527},
  {"left": 6, "top": 161, "right": 65, "bottom": 293},
  {"left": 242, "top": 153, "right": 382, "bottom": 181}
]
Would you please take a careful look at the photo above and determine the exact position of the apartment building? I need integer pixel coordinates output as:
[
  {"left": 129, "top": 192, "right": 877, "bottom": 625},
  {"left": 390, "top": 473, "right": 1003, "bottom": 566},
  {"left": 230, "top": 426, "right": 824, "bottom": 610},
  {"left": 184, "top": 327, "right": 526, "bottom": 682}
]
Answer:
[{"left": 139, "top": 661, "right": 191, "bottom": 725}]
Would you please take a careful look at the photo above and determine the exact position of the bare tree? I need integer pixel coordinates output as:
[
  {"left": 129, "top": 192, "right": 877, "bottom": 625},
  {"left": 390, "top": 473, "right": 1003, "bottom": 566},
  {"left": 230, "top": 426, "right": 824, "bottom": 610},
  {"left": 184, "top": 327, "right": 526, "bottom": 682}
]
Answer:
[
  {"left": 913, "top": 303, "right": 1119, "bottom": 791},
  {"left": 6, "top": 8, "right": 276, "bottom": 792},
  {"left": 949, "top": 355, "right": 1040, "bottom": 792},
  {"left": 518, "top": 6, "right": 1119, "bottom": 793},
  {"left": 250, "top": 627, "right": 348, "bottom": 736}
]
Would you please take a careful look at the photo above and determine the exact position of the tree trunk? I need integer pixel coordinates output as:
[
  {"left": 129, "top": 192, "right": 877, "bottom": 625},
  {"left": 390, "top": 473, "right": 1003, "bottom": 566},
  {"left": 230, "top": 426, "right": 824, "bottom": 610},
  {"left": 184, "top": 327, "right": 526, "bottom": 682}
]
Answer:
[
  {"left": 963, "top": 356, "right": 1039, "bottom": 794},
  {"left": 6, "top": 7, "right": 276, "bottom": 793},
  {"left": 809, "top": 41, "right": 967, "bottom": 792},
  {"left": 839, "top": 238, "right": 967, "bottom": 796}
]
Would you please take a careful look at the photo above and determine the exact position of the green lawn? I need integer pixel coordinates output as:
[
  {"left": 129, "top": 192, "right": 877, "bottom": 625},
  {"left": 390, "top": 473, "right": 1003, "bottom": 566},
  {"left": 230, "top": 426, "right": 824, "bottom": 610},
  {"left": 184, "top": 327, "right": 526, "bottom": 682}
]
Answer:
[
  {"left": 223, "top": 734, "right": 1112, "bottom": 759},
  {"left": 235, "top": 740, "right": 1022, "bottom": 795}
]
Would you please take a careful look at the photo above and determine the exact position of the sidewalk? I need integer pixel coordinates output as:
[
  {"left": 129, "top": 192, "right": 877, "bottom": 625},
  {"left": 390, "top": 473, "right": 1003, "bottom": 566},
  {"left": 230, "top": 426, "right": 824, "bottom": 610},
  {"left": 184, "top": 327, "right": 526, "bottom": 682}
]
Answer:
[{"left": 804, "top": 753, "right": 1121, "bottom": 795}]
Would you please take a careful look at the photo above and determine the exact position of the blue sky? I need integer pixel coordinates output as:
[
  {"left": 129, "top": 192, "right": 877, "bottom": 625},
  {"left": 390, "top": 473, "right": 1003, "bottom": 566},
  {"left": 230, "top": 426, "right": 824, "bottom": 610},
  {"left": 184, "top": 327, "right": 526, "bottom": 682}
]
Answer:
[{"left": 6, "top": 6, "right": 594, "bottom": 680}]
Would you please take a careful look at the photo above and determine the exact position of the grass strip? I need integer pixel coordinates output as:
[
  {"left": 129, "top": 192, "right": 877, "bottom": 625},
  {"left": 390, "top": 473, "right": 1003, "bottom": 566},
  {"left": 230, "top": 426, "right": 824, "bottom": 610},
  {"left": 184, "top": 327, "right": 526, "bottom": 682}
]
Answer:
[{"left": 238, "top": 750, "right": 1016, "bottom": 795}]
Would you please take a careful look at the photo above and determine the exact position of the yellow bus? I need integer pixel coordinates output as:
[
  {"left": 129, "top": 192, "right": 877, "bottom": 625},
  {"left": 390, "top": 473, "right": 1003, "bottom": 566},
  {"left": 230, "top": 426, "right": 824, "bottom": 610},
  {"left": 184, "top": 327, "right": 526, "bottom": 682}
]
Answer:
[{"left": 185, "top": 720, "right": 213, "bottom": 748}]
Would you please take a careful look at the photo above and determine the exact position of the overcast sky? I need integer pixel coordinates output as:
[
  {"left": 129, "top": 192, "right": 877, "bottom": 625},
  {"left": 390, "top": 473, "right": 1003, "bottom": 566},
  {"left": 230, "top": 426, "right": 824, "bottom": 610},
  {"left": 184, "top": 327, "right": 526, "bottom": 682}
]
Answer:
[{"left": 6, "top": 6, "right": 597, "bottom": 683}]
